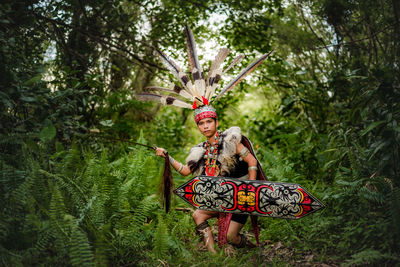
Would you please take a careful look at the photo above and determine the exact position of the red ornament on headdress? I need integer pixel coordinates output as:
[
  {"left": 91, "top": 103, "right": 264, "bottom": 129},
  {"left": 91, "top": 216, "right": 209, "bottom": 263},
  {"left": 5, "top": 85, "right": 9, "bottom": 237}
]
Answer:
[{"left": 202, "top": 96, "right": 209, "bottom": 105}]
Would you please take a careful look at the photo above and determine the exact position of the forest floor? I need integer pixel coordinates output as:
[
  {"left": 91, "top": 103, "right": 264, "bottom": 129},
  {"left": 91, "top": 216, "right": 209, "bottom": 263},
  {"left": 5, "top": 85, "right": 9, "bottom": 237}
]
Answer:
[
  {"left": 190, "top": 240, "right": 340, "bottom": 267},
  {"left": 184, "top": 225, "right": 341, "bottom": 267},
  {"left": 254, "top": 241, "right": 339, "bottom": 267}
]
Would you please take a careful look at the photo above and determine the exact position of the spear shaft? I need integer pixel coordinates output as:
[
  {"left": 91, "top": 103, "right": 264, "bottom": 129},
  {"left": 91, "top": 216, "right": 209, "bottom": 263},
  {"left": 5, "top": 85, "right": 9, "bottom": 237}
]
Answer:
[
  {"left": 91, "top": 135, "right": 155, "bottom": 150},
  {"left": 129, "top": 142, "right": 156, "bottom": 150}
]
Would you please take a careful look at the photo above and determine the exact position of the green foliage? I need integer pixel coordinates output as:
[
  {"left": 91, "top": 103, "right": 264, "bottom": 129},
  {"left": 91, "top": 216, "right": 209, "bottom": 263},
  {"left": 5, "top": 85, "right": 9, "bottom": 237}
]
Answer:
[
  {"left": 153, "top": 214, "right": 169, "bottom": 259},
  {"left": 0, "top": 137, "right": 164, "bottom": 265},
  {"left": 344, "top": 249, "right": 399, "bottom": 266},
  {"left": 1, "top": 0, "right": 400, "bottom": 265},
  {"left": 69, "top": 225, "right": 94, "bottom": 267}
]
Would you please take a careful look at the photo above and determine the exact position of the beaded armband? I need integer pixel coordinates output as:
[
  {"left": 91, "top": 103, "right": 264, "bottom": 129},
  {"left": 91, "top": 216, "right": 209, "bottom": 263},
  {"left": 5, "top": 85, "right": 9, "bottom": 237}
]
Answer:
[
  {"left": 239, "top": 147, "right": 249, "bottom": 161},
  {"left": 177, "top": 163, "right": 184, "bottom": 172}
]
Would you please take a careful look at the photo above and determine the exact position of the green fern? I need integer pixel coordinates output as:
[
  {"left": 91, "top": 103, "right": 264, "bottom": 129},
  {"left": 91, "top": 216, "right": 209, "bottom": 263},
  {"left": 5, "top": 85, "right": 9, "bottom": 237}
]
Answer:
[
  {"left": 81, "top": 150, "right": 99, "bottom": 190},
  {"left": 344, "top": 249, "right": 397, "bottom": 266},
  {"left": 0, "top": 160, "right": 27, "bottom": 201},
  {"left": 153, "top": 214, "right": 169, "bottom": 259},
  {"left": 93, "top": 225, "right": 110, "bottom": 267},
  {"left": 76, "top": 196, "right": 97, "bottom": 226},
  {"left": 49, "top": 186, "right": 68, "bottom": 238},
  {"left": 0, "top": 160, "right": 28, "bottom": 239},
  {"left": 40, "top": 169, "right": 87, "bottom": 211},
  {"left": 0, "top": 244, "right": 23, "bottom": 266},
  {"left": 120, "top": 154, "right": 146, "bottom": 206},
  {"left": 1, "top": 132, "right": 181, "bottom": 265},
  {"left": 34, "top": 227, "right": 54, "bottom": 252},
  {"left": 133, "top": 195, "right": 158, "bottom": 226},
  {"left": 69, "top": 224, "right": 95, "bottom": 267},
  {"left": 58, "top": 142, "right": 83, "bottom": 178}
]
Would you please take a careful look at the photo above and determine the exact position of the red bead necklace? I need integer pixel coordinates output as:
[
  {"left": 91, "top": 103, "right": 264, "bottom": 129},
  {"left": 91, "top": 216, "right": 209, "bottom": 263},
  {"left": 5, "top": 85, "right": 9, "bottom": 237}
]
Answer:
[{"left": 205, "top": 130, "right": 221, "bottom": 176}]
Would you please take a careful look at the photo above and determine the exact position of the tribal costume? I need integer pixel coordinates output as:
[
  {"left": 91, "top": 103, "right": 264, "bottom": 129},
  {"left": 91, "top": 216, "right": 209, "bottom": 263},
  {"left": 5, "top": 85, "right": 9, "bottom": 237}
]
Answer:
[
  {"left": 186, "top": 126, "right": 267, "bottom": 246},
  {"left": 186, "top": 127, "right": 265, "bottom": 179},
  {"left": 136, "top": 24, "right": 272, "bottom": 249}
]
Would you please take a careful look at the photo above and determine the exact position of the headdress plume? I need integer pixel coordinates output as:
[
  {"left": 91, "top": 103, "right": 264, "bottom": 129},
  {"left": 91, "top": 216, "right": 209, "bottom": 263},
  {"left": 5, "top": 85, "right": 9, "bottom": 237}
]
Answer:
[
  {"left": 215, "top": 50, "right": 274, "bottom": 100},
  {"left": 136, "top": 25, "right": 272, "bottom": 109},
  {"left": 184, "top": 24, "right": 205, "bottom": 96},
  {"left": 136, "top": 93, "right": 192, "bottom": 109}
]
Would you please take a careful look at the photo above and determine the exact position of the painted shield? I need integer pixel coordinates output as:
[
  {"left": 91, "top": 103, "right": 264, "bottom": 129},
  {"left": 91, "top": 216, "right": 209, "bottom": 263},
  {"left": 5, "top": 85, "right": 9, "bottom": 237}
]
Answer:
[{"left": 173, "top": 176, "right": 325, "bottom": 219}]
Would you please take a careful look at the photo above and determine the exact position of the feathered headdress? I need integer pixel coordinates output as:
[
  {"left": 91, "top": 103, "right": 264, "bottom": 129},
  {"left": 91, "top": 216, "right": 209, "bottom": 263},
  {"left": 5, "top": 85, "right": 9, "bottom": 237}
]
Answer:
[{"left": 136, "top": 24, "right": 273, "bottom": 122}]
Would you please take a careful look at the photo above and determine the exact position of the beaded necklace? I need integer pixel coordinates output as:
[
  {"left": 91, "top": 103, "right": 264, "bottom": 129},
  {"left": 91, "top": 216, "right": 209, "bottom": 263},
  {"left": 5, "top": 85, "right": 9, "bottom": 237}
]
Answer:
[{"left": 204, "top": 130, "right": 222, "bottom": 176}]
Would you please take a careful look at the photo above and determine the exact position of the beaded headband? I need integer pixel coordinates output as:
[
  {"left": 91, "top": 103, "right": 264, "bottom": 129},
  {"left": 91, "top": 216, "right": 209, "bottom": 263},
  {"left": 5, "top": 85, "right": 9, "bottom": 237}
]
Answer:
[{"left": 194, "top": 105, "right": 217, "bottom": 124}]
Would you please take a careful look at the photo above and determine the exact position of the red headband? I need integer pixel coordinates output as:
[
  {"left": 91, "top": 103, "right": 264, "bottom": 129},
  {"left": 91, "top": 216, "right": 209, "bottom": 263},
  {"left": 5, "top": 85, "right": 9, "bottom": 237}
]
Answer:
[
  {"left": 194, "top": 105, "right": 217, "bottom": 124},
  {"left": 195, "top": 110, "right": 217, "bottom": 124}
]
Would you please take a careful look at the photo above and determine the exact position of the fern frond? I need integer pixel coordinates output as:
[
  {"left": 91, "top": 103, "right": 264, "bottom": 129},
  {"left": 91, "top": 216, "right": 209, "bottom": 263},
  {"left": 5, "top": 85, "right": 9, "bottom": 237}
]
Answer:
[
  {"left": 34, "top": 228, "right": 54, "bottom": 252},
  {"left": 0, "top": 216, "right": 9, "bottom": 241},
  {"left": 0, "top": 245, "right": 23, "bottom": 266},
  {"left": 153, "top": 214, "right": 169, "bottom": 259},
  {"left": 0, "top": 160, "right": 27, "bottom": 200},
  {"left": 69, "top": 225, "right": 95, "bottom": 267},
  {"left": 77, "top": 196, "right": 96, "bottom": 222},
  {"left": 6, "top": 167, "right": 35, "bottom": 221},
  {"left": 40, "top": 169, "right": 87, "bottom": 211},
  {"left": 93, "top": 225, "right": 110, "bottom": 267},
  {"left": 345, "top": 249, "right": 397, "bottom": 266},
  {"left": 49, "top": 186, "right": 67, "bottom": 232},
  {"left": 59, "top": 142, "right": 83, "bottom": 178},
  {"left": 0, "top": 133, "right": 27, "bottom": 145},
  {"left": 133, "top": 195, "right": 158, "bottom": 226}
]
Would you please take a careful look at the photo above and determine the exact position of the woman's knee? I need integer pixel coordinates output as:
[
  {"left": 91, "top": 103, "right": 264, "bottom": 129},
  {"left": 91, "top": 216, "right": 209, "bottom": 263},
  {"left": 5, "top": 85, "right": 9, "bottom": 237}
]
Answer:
[
  {"left": 192, "top": 210, "right": 204, "bottom": 224},
  {"left": 192, "top": 210, "right": 216, "bottom": 224}
]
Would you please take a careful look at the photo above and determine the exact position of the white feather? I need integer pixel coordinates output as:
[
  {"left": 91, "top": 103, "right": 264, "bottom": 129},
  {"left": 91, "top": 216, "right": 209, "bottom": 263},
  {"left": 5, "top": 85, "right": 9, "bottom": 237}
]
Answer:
[
  {"left": 161, "top": 96, "right": 192, "bottom": 109},
  {"left": 194, "top": 79, "right": 206, "bottom": 96},
  {"left": 223, "top": 54, "right": 244, "bottom": 74},
  {"left": 168, "top": 84, "right": 193, "bottom": 100},
  {"left": 178, "top": 72, "right": 195, "bottom": 96},
  {"left": 205, "top": 69, "right": 222, "bottom": 99},
  {"left": 208, "top": 48, "right": 230, "bottom": 82}
]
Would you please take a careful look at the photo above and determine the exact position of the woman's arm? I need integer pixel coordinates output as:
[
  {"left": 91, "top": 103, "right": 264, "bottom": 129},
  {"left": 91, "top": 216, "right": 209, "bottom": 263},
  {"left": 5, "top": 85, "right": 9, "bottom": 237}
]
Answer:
[
  {"left": 155, "top": 147, "right": 192, "bottom": 176},
  {"left": 236, "top": 143, "right": 258, "bottom": 180}
]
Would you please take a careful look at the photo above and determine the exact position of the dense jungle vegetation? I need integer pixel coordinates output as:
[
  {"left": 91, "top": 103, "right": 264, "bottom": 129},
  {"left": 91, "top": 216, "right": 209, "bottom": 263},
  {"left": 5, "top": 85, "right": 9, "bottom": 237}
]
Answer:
[{"left": 1, "top": 0, "right": 399, "bottom": 266}]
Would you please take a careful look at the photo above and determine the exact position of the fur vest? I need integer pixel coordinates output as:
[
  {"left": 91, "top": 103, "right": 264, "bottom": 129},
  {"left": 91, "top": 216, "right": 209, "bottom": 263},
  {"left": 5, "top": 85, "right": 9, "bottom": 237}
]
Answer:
[{"left": 185, "top": 127, "right": 244, "bottom": 176}]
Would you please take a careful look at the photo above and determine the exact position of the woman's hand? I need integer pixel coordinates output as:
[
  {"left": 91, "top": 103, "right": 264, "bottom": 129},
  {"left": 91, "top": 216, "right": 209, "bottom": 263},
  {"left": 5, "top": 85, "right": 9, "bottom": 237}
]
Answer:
[{"left": 155, "top": 147, "right": 167, "bottom": 158}]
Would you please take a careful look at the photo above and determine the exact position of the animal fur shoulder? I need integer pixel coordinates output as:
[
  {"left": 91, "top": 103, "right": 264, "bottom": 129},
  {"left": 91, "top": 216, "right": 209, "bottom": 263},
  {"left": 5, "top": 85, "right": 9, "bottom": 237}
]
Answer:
[
  {"left": 185, "top": 143, "right": 205, "bottom": 165},
  {"left": 219, "top": 127, "right": 242, "bottom": 175},
  {"left": 222, "top": 126, "right": 242, "bottom": 150},
  {"left": 185, "top": 142, "right": 206, "bottom": 175},
  {"left": 185, "top": 126, "right": 243, "bottom": 176}
]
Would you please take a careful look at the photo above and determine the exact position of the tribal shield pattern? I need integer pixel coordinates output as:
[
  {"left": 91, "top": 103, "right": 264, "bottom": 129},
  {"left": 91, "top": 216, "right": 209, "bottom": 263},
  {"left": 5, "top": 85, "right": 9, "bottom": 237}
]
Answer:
[{"left": 174, "top": 176, "right": 325, "bottom": 219}]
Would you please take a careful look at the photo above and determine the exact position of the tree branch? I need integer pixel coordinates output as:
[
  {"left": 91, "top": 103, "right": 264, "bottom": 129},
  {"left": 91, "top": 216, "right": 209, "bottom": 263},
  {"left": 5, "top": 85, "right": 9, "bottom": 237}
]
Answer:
[
  {"left": 296, "top": 3, "right": 332, "bottom": 56},
  {"left": 32, "top": 12, "right": 165, "bottom": 73}
]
